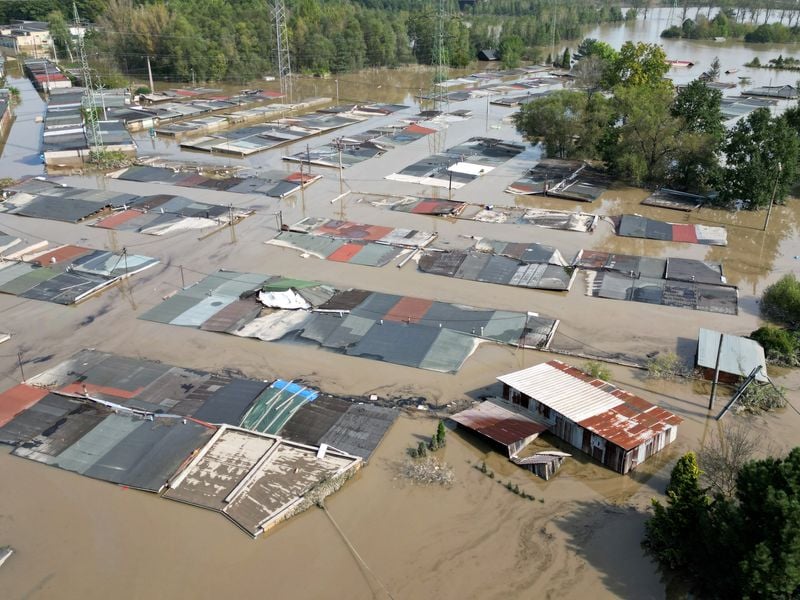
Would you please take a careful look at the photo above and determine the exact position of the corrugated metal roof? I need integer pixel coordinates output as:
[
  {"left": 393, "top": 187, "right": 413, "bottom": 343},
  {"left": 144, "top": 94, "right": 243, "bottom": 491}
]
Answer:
[
  {"left": 0, "top": 384, "right": 49, "bottom": 427},
  {"left": 450, "top": 400, "right": 547, "bottom": 447},
  {"left": 498, "top": 361, "right": 625, "bottom": 423},
  {"left": 498, "top": 361, "right": 682, "bottom": 450},
  {"left": 697, "top": 328, "right": 768, "bottom": 382}
]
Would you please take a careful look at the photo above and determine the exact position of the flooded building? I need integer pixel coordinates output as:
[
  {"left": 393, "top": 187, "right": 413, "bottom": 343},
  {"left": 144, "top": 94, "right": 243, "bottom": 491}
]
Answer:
[
  {"left": 498, "top": 361, "right": 681, "bottom": 474},
  {"left": 0, "top": 21, "right": 52, "bottom": 58},
  {"left": 696, "top": 328, "right": 768, "bottom": 383}
]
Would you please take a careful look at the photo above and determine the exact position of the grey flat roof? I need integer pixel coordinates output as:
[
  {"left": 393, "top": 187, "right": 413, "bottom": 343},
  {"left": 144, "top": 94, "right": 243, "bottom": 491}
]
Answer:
[{"left": 697, "top": 328, "right": 768, "bottom": 382}]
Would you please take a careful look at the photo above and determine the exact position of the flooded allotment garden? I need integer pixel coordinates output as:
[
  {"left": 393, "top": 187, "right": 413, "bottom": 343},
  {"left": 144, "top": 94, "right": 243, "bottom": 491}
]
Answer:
[{"left": 1, "top": 6, "right": 800, "bottom": 600}]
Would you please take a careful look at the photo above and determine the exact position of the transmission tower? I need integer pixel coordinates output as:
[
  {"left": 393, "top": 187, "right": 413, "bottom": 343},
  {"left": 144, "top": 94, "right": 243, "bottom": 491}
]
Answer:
[
  {"left": 272, "top": 0, "right": 293, "bottom": 103},
  {"left": 431, "top": 0, "right": 449, "bottom": 111},
  {"left": 73, "top": 2, "right": 102, "bottom": 153}
]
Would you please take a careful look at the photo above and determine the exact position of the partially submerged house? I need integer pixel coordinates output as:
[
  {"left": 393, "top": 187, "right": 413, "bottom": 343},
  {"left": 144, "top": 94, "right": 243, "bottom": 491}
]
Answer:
[
  {"left": 696, "top": 328, "right": 768, "bottom": 383},
  {"left": 449, "top": 400, "right": 570, "bottom": 480},
  {"left": 478, "top": 49, "right": 499, "bottom": 61},
  {"left": 497, "top": 360, "right": 681, "bottom": 474}
]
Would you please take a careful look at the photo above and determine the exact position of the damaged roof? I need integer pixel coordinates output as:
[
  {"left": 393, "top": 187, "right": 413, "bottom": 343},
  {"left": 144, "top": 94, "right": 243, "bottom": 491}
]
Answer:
[{"left": 498, "top": 360, "right": 682, "bottom": 450}]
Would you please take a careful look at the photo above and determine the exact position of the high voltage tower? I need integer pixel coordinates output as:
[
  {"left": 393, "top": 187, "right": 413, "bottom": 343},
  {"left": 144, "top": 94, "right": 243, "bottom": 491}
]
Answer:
[
  {"left": 272, "top": 0, "right": 293, "bottom": 103},
  {"left": 431, "top": 0, "right": 449, "bottom": 111},
  {"left": 73, "top": 2, "right": 103, "bottom": 154}
]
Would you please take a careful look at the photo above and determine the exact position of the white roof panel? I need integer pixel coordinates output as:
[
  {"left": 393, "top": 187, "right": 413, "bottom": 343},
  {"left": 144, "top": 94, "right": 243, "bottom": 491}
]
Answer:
[{"left": 497, "top": 362, "right": 624, "bottom": 423}]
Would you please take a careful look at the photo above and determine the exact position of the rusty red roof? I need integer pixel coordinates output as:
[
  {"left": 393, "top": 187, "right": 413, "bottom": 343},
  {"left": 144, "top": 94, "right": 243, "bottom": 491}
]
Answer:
[
  {"left": 450, "top": 401, "right": 547, "bottom": 447},
  {"left": 498, "top": 360, "right": 682, "bottom": 451},
  {"left": 0, "top": 384, "right": 49, "bottom": 427}
]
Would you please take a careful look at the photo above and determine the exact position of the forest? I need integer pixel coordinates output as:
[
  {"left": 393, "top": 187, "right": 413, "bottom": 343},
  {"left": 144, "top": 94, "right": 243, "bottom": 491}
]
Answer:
[{"left": 8, "top": 0, "right": 628, "bottom": 82}]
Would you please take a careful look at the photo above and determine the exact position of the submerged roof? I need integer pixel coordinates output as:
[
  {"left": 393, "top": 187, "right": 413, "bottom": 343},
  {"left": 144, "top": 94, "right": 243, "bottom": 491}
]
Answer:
[
  {"left": 498, "top": 361, "right": 682, "bottom": 450},
  {"left": 450, "top": 400, "right": 546, "bottom": 447},
  {"left": 697, "top": 328, "right": 768, "bottom": 382}
]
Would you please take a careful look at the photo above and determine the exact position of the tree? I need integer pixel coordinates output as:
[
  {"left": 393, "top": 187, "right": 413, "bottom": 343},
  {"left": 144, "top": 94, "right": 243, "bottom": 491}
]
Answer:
[
  {"left": 603, "top": 84, "right": 681, "bottom": 185},
  {"left": 47, "top": 9, "right": 73, "bottom": 62},
  {"left": 572, "top": 55, "right": 606, "bottom": 96},
  {"left": 708, "top": 56, "right": 721, "bottom": 81},
  {"left": 436, "top": 420, "right": 446, "bottom": 447},
  {"left": 699, "top": 422, "right": 760, "bottom": 498},
  {"left": 574, "top": 38, "right": 617, "bottom": 63},
  {"left": 643, "top": 452, "right": 709, "bottom": 570},
  {"left": 735, "top": 448, "right": 800, "bottom": 598},
  {"left": 669, "top": 80, "right": 724, "bottom": 191},
  {"left": 561, "top": 47, "right": 570, "bottom": 70},
  {"left": 498, "top": 35, "right": 523, "bottom": 69},
  {"left": 513, "top": 91, "right": 587, "bottom": 159},
  {"left": 604, "top": 41, "right": 669, "bottom": 88},
  {"left": 719, "top": 108, "right": 800, "bottom": 208}
]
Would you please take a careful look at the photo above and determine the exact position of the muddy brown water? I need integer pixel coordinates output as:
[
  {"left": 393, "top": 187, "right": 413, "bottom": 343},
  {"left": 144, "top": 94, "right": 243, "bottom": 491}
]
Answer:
[{"left": 2, "top": 12, "right": 800, "bottom": 599}]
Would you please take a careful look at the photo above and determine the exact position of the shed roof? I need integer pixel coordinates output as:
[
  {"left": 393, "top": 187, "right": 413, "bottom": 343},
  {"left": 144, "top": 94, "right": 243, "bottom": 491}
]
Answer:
[
  {"left": 498, "top": 361, "right": 682, "bottom": 450},
  {"left": 450, "top": 400, "right": 546, "bottom": 447},
  {"left": 697, "top": 328, "right": 768, "bottom": 382}
]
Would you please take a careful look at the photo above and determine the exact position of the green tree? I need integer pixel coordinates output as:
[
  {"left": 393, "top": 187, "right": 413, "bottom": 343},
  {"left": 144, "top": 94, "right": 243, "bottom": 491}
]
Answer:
[
  {"left": 513, "top": 90, "right": 588, "bottom": 159},
  {"left": 643, "top": 452, "right": 709, "bottom": 570},
  {"left": 669, "top": 80, "right": 724, "bottom": 191},
  {"left": 603, "top": 84, "right": 681, "bottom": 185},
  {"left": 498, "top": 35, "right": 523, "bottom": 69},
  {"left": 604, "top": 41, "right": 669, "bottom": 88},
  {"left": 719, "top": 108, "right": 800, "bottom": 209},
  {"left": 561, "top": 47, "right": 571, "bottom": 70},
  {"left": 436, "top": 420, "right": 447, "bottom": 447},
  {"left": 47, "top": 9, "right": 73, "bottom": 62},
  {"left": 736, "top": 448, "right": 800, "bottom": 598}
]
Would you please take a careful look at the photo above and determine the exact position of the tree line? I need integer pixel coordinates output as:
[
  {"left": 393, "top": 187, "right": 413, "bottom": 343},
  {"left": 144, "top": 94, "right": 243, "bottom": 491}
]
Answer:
[
  {"left": 10, "top": 0, "right": 634, "bottom": 82},
  {"left": 513, "top": 39, "right": 800, "bottom": 208},
  {"left": 662, "top": 9, "right": 800, "bottom": 41}
]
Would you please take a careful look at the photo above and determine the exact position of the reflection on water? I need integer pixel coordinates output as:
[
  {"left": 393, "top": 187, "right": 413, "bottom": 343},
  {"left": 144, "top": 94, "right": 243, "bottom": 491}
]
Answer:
[
  {"left": 585, "top": 6, "right": 800, "bottom": 90},
  {"left": 0, "top": 71, "right": 45, "bottom": 179}
]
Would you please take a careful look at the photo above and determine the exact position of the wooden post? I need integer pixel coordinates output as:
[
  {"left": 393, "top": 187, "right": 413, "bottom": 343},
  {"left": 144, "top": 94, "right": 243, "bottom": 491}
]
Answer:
[{"left": 709, "top": 333, "right": 724, "bottom": 409}]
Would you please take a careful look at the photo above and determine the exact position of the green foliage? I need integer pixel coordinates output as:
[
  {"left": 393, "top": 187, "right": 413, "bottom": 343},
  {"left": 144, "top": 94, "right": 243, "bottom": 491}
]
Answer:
[
  {"left": 560, "top": 48, "right": 571, "bottom": 70},
  {"left": 646, "top": 447, "right": 800, "bottom": 598},
  {"left": 134, "top": 86, "right": 151, "bottom": 95},
  {"left": 750, "top": 325, "right": 799, "bottom": 366},
  {"left": 737, "top": 382, "right": 787, "bottom": 414},
  {"left": 603, "top": 41, "right": 668, "bottom": 89},
  {"left": 583, "top": 361, "right": 611, "bottom": 382},
  {"left": 514, "top": 90, "right": 611, "bottom": 159},
  {"left": 436, "top": 421, "right": 446, "bottom": 447},
  {"left": 761, "top": 274, "right": 800, "bottom": 329},
  {"left": 669, "top": 80, "right": 724, "bottom": 191},
  {"left": 719, "top": 109, "right": 800, "bottom": 209},
  {"left": 646, "top": 352, "right": 686, "bottom": 379},
  {"left": 417, "top": 441, "right": 427, "bottom": 458},
  {"left": 603, "top": 83, "right": 680, "bottom": 185},
  {"left": 745, "top": 22, "right": 800, "bottom": 43},
  {"left": 644, "top": 452, "right": 709, "bottom": 570},
  {"left": 498, "top": 35, "right": 523, "bottom": 69}
]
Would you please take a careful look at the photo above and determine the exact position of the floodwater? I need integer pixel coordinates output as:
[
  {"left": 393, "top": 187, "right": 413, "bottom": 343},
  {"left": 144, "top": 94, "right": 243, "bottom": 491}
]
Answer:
[
  {"left": 0, "top": 63, "right": 45, "bottom": 179},
  {"left": 1, "top": 11, "right": 800, "bottom": 600}
]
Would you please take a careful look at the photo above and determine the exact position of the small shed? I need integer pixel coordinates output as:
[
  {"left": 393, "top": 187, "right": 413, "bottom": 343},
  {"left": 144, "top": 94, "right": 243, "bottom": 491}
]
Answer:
[
  {"left": 478, "top": 49, "right": 499, "bottom": 61},
  {"left": 696, "top": 328, "right": 768, "bottom": 383},
  {"left": 512, "top": 451, "right": 571, "bottom": 480},
  {"left": 450, "top": 400, "right": 546, "bottom": 457}
]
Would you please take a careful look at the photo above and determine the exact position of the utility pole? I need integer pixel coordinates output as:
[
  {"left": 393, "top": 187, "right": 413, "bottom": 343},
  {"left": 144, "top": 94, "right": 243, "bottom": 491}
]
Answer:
[
  {"left": 708, "top": 333, "right": 725, "bottom": 410},
  {"left": 179, "top": 264, "right": 185, "bottom": 288},
  {"left": 764, "top": 161, "right": 783, "bottom": 232},
  {"left": 146, "top": 55, "right": 155, "bottom": 93},
  {"left": 335, "top": 138, "right": 344, "bottom": 194},
  {"left": 335, "top": 78, "right": 339, "bottom": 104},
  {"left": 97, "top": 84, "right": 107, "bottom": 120},
  {"left": 229, "top": 204, "right": 237, "bottom": 242},
  {"left": 17, "top": 351, "right": 25, "bottom": 382},
  {"left": 191, "top": 67, "right": 196, "bottom": 87}
]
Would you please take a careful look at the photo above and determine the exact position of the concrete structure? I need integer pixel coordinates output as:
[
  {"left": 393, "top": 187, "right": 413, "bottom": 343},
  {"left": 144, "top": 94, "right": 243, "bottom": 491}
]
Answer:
[
  {"left": 498, "top": 360, "right": 682, "bottom": 474},
  {"left": 0, "top": 21, "right": 52, "bottom": 58},
  {"left": 0, "top": 89, "right": 11, "bottom": 142},
  {"left": 696, "top": 328, "right": 768, "bottom": 383}
]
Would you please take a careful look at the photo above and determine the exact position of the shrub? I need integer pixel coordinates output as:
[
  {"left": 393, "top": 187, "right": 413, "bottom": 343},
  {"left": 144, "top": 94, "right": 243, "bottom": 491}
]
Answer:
[
  {"left": 584, "top": 360, "right": 612, "bottom": 381},
  {"left": 417, "top": 441, "right": 427, "bottom": 457},
  {"left": 761, "top": 274, "right": 800, "bottom": 329},
  {"left": 750, "top": 325, "right": 799, "bottom": 366},
  {"left": 646, "top": 352, "right": 686, "bottom": 379}
]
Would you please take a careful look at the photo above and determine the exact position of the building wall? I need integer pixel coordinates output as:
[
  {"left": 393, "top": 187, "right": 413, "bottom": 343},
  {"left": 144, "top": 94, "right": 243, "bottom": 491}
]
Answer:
[{"left": 503, "top": 385, "right": 678, "bottom": 474}]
